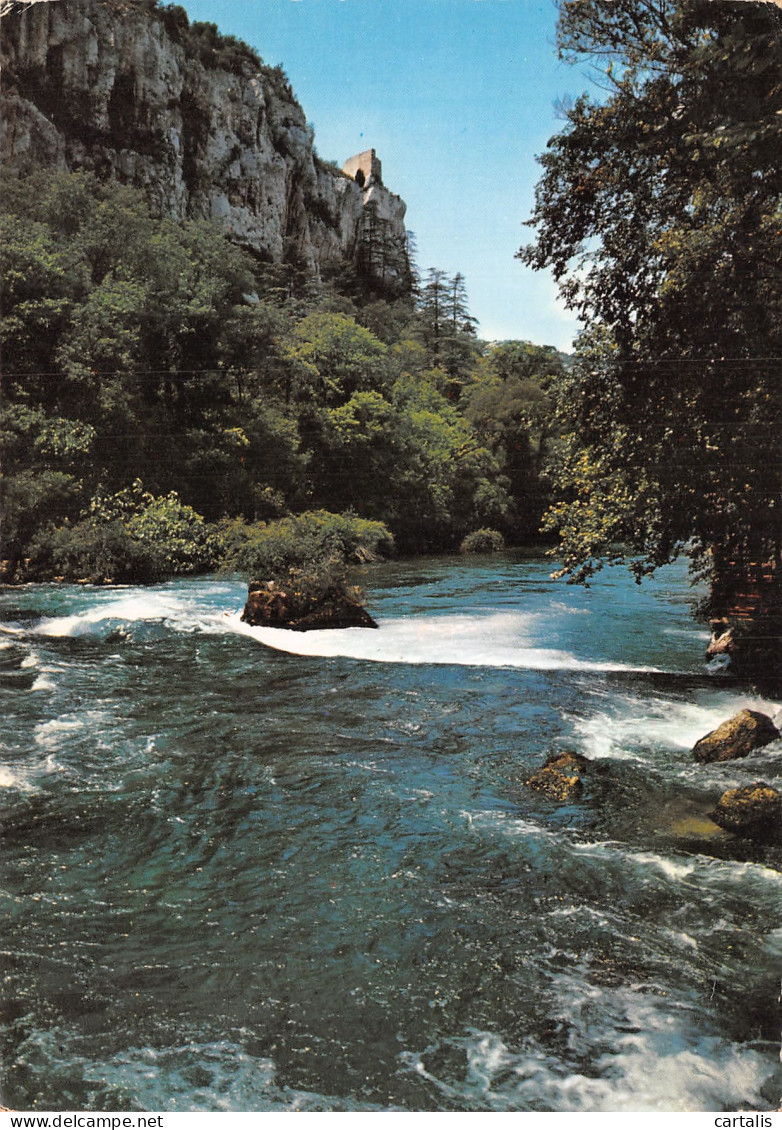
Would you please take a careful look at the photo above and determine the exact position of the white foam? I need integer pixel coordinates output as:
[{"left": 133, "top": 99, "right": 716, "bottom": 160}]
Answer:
[
  {"left": 0, "top": 766, "right": 26, "bottom": 788},
  {"left": 624, "top": 850, "right": 698, "bottom": 883},
  {"left": 31, "top": 592, "right": 189, "bottom": 637},
  {"left": 228, "top": 612, "right": 660, "bottom": 673},
  {"left": 21, "top": 589, "right": 242, "bottom": 642},
  {"left": 34, "top": 710, "right": 109, "bottom": 750},
  {"left": 571, "top": 690, "right": 780, "bottom": 762},
  {"left": 572, "top": 839, "right": 782, "bottom": 899},
  {"left": 406, "top": 1000, "right": 773, "bottom": 1112},
  {"left": 42, "top": 1038, "right": 390, "bottom": 1113}
]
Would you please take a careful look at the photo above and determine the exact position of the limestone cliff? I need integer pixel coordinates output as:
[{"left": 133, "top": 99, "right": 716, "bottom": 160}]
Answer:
[{"left": 0, "top": 0, "right": 410, "bottom": 290}]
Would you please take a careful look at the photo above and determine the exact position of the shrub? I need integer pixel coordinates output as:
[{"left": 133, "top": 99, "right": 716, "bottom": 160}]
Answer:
[
  {"left": 217, "top": 510, "right": 394, "bottom": 580},
  {"left": 460, "top": 528, "right": 505, "bottom": 554},
  {"left": 26, "top": 481, "right": 219, "bottom": 583},
  {"left": 248, "top": 557, "right": 369, "bottom": 619},
  {"left": 123, "top": 491, "right": 219, "bottom": 576},
  {"left": 182, "top": 21, "right": 263, "bottom": 74},
  {"left": 27, "top": 519, "right": 157, "bottom": 584}
]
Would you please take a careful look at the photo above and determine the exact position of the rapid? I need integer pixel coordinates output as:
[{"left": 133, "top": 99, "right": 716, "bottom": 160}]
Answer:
[{"left": 1, "top": 553, "right": 780, "bottom": 1112}]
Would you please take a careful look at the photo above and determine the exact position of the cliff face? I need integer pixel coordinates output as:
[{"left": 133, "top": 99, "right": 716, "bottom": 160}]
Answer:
[{"left": 0, "top": 0, "right": 410, "bottom": 289}]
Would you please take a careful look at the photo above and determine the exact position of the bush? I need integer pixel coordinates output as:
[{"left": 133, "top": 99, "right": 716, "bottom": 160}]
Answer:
[
  {"left": 217, "top": 510, "right": 394, "bottom": 580},
  {"left": 26, "top": 481, "right": 219, "bottom": 583},
  {"left": 248, "top": 557, "right": 369, "bottom": 621},
  {"left": 183, "top": 21, "right": 263, "bottom": 74},
  {"left": 460, "top": 528, "right": 505, "bottom": 555},
  {"left": 27, "top": 519, "right": 157, "bottom": 584}
]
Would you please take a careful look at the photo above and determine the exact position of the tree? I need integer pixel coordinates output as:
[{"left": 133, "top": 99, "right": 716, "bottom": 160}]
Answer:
[
  {"left": 1, "top": 170, "right": 270, "bottom": 526},
  {"left": 1, "top": 169, "right": 522, "bottom": 575},
  {"left": 385, "top": 373, "right": 511, "bottom": 551},
  {"left": 442, "top": 272, "right": 479, "bottom": 382},
  {"left": 519, "top": 0, "right": 782, "bottom": 680},
  {"left": 278, "top": 310, "right": 389, "bottom": 406},
  {"left": 0, "top": 405, "right": 94, "bottom": 575},
  {"left": 463, "top": 341, "right": 562, "bottom": 537},
  {"left": 415, "top": 268, "right": 480, "bottom": 386}
]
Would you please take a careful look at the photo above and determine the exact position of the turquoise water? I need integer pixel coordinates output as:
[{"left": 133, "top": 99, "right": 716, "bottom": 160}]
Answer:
[{"left": 1, "top": 553, "right": 781, "bottom": 1112}]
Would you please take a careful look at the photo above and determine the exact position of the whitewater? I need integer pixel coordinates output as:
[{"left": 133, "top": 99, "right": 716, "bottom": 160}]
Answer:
[{"left": 1, "top": 553, "right": 780, "bottom": 1112}]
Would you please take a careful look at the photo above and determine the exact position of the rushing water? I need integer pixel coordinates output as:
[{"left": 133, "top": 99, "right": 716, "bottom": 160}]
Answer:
[{"left": 1, "top": 553, "right": 781, "bottom": 1113}]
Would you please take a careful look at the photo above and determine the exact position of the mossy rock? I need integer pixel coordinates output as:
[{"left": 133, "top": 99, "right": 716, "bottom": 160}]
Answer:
[
  {"left": 242, "top": 581, "right": 377, "bottom": 631},
  {"left": 692, "top": 709, "right": 778, "bottom": 763},
  {"left": 711, "top": 783, "right": 782, "bottom": 842},
  {"left": 525, "top": 751, "right": 589, "bottom": 803}
]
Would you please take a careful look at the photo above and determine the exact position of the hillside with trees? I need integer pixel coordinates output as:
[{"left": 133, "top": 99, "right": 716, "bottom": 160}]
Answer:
[{"left": 1, "top": 168, "right": 562, "bottom": 583}]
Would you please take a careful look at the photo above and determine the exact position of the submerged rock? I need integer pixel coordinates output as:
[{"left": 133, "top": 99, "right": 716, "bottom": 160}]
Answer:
[
  {"left": 692, "top": 709, "right": 779, "bottom": 763},
  {"left": 525, "top": 751, "right": 589, "bottom": 803},
  {"left": 711, "top": 783, "right": 782, "bottom": 843},
  {"left": 241, "top": 581, "right": 378, "bottom": 632}
]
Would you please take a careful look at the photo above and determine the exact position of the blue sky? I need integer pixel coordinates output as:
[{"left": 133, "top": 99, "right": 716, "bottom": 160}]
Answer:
[{"left": 179, "top": 0, "right": 591, "bottom": 349}]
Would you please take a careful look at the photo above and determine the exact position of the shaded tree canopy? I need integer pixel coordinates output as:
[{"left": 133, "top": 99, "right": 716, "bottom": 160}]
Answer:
[{"left": 519, "top": 0, "right": 782, "bottom": 603}]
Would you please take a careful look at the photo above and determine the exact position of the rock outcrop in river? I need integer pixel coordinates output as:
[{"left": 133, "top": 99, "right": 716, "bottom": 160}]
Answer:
[
  {"left": 0, "top": 0, "right": 411, "bottom": 291},
  {"left": 692, "top": 709, "right": 779, "bottom": 763},
  {"left": 525, "top": 750, "right": 589, "bottom": 802},
  {"left": 711, "top": 783, "right": 782, "bottom": 843},
  {"left": 242, "top": 580, "right": 378, "bottom": 632}
]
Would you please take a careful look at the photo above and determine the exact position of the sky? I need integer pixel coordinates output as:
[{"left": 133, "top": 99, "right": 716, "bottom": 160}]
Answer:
[{"left": 178, "top": 0, "right": 593, "bottom": 350}]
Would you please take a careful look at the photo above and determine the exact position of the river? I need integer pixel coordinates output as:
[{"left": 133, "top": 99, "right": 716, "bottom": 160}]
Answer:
[{"left": 1, "top": 553, "right": 780, "bottom": 1112}]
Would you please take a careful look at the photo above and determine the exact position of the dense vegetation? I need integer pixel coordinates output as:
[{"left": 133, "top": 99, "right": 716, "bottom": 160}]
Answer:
[
  {"left": 1, "top": 170, "right": 563, "bottom": 584},
  {"left": 521, "top": 0, "right": 782, "bottom": 612}
]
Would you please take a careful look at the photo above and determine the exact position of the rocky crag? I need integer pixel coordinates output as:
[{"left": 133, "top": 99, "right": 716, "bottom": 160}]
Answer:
[{"left": 0, "top": 0, "right": 411, "bottom": 290}]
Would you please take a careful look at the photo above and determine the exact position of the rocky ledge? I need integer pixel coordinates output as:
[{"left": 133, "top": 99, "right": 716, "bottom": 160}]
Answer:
[
  {"left": 0, "top": 0, "right": 410, "bottom": 289},
  {"left": 241, "top": 580, "right": 378, "bottom": 632}
]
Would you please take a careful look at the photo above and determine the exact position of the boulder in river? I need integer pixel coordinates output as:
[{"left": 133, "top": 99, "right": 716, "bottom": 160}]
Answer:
[
  {"left": 692, "top": 709, "right": 779, "bottom": 763},
  {"left": 711, "top": 783, "right": 782, "bottom": 843},
  {"left": 242, "top": 580, "right": 378, "bottom": 632},
  {"left": 705, "top": 621, "right": 735, "bottom": 662},
  {"left": 525, "top": 751, "right": 589, "bottom": 803}
]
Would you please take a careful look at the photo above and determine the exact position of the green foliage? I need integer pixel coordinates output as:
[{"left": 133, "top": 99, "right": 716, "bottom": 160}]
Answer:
[
  {"left": 298, "top": 369, "right": 513, "bottom": 554},
  {"left": 2, "top": 170, "right": 267, "bottom": 518},
  {"left": 463, "top": 341, "right": 562, "bottom": 538},
  {"left": 520, "top": 0, "right": 782, "bottom": 585},
  {"left": 280, "top": 311, "right": 389, "bottom": 405},
  {"left": 282, "top": 561, "right": 366, "bottom": 611},
  {"left": 26, "top": 482, "right": 219, "bottom": 583},
  {"left": 0, "top": 404, "right": 94, "bottom": 569},
  {"left": 460, "top": 528, "right": 506, "bottom": 554},
  {"left": 2, "top": 168, "right": 555, "bottom": 581},
  {"left": 92, "top": 481, "right": 219, "bottom": 573},
  {"left": 217, "top": 510, "right": 395, "bottom": 581},
  {"left": 27, "top": 519, "right": 156, "bottom": 585},
  {"left": 414, "top": 269, "right": 480, "bottom": 385},
  {"left": 386, "top": 374, "right": 511, "bottom": 551}
]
